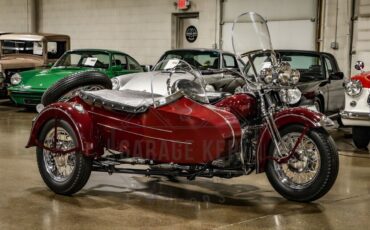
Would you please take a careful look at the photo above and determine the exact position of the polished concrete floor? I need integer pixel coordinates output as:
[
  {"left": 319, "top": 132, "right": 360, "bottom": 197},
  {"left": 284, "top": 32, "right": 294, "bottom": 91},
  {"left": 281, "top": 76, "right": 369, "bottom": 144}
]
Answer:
[{"left": 0, "top": 99, "right": 369, "bottom": 230}]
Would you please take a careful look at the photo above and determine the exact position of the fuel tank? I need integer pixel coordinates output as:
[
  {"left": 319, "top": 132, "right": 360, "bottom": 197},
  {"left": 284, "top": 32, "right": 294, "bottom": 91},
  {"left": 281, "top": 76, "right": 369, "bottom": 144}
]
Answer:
[{"left": 214, "top": 93, "right": 258, "bottom": 122}]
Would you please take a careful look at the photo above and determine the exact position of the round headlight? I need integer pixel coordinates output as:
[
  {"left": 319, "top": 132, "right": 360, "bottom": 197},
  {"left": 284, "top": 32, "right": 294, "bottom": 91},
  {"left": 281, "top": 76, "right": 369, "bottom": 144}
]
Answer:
[
  {"left": 279, "top": 88, "right": 302, "bottom": 105},
  {"left": 260, "top": 67, "right": 273, "bottom": 84},
  {"left": 111, "top": 77, "right": 120, "bottom": 90},
  {"left": 10, "top": 73, "right": 22, "bottom": 85},
  {"left": 344, "top": 80, "right": 362, "bottom": 97}
]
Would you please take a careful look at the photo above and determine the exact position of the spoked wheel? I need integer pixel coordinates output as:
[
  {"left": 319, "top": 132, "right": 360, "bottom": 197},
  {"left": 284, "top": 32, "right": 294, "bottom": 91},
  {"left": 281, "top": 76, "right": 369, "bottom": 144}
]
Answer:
[
  {"left": 266, "top": 125, "right": 339, "bottom": 202},
  {"left": 36, "top": 119, "right": 92, "bottom": 195}
]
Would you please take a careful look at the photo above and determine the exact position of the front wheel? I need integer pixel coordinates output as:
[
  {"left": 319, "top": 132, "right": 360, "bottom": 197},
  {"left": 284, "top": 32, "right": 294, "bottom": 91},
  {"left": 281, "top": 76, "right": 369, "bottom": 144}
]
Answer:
[
  {"left": 36, "top": 119, "right": 92, "bottom": 195},
  {"left": 266, "top": 125, "right": 339, "bottom": 202}
]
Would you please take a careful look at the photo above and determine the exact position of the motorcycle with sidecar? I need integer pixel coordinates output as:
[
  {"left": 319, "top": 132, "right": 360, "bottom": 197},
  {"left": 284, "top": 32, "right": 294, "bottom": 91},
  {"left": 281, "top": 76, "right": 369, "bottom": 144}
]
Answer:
[{"left": 27, "top": 12, "right": 339, "bottom": 202}]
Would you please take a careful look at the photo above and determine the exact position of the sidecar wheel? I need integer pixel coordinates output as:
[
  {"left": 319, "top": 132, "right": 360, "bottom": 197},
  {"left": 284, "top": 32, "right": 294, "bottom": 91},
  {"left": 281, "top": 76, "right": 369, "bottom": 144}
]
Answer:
[
  {"left": 352, "top": 126, "right": 370, "bottom": 149},
  {"left": 36, "top": 119, "right": 92, "bottom": 195},
  {"left": 266, "top": 125, "right": 339, "bottom": 202}
]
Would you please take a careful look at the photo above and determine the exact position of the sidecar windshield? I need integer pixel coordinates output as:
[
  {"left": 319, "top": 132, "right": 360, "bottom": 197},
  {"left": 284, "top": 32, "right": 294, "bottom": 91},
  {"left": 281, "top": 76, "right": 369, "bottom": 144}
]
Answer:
[{"left": 117, "top": 59, "right": 209, "bottom": 107}]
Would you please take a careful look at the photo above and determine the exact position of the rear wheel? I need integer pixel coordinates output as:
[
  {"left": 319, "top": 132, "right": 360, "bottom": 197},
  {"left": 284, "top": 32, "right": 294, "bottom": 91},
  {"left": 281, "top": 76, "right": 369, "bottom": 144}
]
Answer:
[
  {"left": 36, "top": 119, "right": 92, "bottom": 195},
  {"left": 314, "top": 97, "right": 323, "bottom": 113},
  {"left": 41, "top": 71, "right": 112, "bottom": 106},
  {"left": 352, "top": 126, "right": 370, "bottom": 149},
  {"left": 266, "top": 125, "right": 339, "bottom": 202}
]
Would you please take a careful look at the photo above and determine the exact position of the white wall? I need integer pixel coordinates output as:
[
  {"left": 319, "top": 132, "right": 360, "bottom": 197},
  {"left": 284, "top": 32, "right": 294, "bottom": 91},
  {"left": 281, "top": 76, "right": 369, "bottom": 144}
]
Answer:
[
  {"left": 0, "top": 0, "right": 29, "bottom": 32},
  {"left": 38, "top": 0, "right": 219, "bottom": 65}
]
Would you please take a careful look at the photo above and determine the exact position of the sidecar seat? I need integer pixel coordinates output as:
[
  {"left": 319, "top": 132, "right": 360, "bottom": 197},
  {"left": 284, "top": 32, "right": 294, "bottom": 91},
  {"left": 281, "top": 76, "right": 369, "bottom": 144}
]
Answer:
[{"left": 79, "top": 89, "right": 163, "bottom": 113}]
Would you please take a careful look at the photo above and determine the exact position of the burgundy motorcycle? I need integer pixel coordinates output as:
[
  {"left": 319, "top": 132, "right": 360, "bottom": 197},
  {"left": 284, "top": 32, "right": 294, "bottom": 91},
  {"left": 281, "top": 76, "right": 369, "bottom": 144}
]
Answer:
[{"left": 27, "top": 12, "right": 338, "bottom": 202}]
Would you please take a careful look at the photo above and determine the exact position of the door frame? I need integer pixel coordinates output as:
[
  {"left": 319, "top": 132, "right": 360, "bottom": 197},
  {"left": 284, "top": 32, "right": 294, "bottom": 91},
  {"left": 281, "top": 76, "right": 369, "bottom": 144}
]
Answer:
[{"left": 172, "top": 12, "right": 199, "bottom": 49}]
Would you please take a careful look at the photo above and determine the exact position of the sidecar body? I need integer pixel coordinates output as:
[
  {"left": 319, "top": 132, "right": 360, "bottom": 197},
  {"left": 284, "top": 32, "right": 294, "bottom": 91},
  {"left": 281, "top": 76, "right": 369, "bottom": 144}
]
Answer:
[{"left": 27, "top": 66, "right": 242, "bottom": 164}]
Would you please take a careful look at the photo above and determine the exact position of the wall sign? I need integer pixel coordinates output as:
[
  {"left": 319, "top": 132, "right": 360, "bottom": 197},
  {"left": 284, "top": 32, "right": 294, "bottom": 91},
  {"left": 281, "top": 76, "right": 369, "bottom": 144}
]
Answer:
[
  {"left": 185, "top": 26, "right": 198, "bottom": 43},
  {"left": 177, "top": 0, "right": 190, "bottom": 10}
]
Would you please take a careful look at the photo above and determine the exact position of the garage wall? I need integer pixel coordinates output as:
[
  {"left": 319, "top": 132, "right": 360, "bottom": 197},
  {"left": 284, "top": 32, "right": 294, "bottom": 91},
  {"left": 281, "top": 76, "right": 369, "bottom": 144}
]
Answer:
[
  {"left": 221, "top": 0, "right": 318, "bottom": 52},
  {"left": 351, "top": 0, "right": 370, "bottom": 73},
  {"left": 0, "top": 0, "right": 30, "bottom": 32},
  {"left": 320, "top": 0, "right": 353, "bottom": 76},
  {"left": 38, "top": 0, "right": 219, "bottom": 65}
]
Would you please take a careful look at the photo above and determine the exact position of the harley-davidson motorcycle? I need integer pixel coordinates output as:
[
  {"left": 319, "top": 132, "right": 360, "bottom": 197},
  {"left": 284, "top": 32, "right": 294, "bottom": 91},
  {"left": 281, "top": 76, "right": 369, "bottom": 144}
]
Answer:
[{"left": 27, "top": 12, "right": 338, "bottom": 202}]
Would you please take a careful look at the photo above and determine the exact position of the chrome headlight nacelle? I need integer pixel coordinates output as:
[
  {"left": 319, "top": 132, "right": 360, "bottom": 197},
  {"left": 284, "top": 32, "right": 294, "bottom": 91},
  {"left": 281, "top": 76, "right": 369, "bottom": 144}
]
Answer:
[
  {"left": 344, "top": 79, "right": 362, "bottom": 97},
  {"left": 10, "top": 73, "right": 22, "bottom": 85},
  {"left": 279, "top": 88, "right": 302, "bottom": 105},
  {"left": 111, "top": 77, "right": 120, "bottom": 90}
]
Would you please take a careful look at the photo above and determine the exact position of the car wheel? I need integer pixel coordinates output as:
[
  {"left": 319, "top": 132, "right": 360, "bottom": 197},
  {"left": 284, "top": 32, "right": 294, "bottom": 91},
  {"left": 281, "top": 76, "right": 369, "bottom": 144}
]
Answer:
[
  {"left": 37, "top": 119, "right": 92, "bottom": 195},
  {"left": 41, "top": 71, "right": 112, "bottom": 106},
  {"left": 352, "top": 126, "right": 370, "bottom": 150},
  {"left": 314, "top": 98, "right": 323, "bottom": 113}
]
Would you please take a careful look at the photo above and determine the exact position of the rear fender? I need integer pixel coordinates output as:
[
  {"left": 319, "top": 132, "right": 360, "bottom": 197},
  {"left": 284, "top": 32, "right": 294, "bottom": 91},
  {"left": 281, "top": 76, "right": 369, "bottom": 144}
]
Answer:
[
  {"left": 26, "top": 102, "right": 101, "bottom": 156},
  {"left": 256, "top": 107, "right": 327, "bottom": 173}
]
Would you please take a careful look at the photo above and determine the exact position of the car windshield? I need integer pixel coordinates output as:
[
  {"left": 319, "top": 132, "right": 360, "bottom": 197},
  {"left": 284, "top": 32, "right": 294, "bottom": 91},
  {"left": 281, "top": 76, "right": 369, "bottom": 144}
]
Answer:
[
  {"left": 158, "top": 50, "right": 221, "bottom": 70},
  {"left": 2, "top": 40, "right": 43, "bottom": 56},
  {"left": 54, "top": 51, "right": 110, "bottom": 69},
  {"left": 245, "top": 52, "right": 324, "bottom": 82}
]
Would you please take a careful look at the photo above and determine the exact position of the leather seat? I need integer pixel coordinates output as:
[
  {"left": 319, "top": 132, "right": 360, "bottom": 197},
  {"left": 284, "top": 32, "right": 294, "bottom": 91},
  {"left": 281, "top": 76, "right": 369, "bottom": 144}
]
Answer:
[{"left": 79, "top": 89, "right": 163, "bottom": 113}]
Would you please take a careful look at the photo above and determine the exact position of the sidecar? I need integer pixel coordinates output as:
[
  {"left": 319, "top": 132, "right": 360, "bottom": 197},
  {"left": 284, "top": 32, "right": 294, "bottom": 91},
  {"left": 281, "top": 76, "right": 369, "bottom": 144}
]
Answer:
[
  {"left": 27, "top": 60, "right": 242, "bottom": 166},
  {"left": 341, "top": 61, "right": 370, "bottom": 149}
]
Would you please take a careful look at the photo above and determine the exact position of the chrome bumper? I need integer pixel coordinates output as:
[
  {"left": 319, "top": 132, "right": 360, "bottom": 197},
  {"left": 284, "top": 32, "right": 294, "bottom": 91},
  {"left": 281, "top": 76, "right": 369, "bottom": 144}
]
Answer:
[{"left": 340, "top": 110, "right": 370, "bottom": 121}]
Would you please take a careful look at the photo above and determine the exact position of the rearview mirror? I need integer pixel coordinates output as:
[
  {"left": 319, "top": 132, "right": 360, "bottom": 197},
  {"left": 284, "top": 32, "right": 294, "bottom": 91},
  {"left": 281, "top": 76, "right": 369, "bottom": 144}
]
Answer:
[{"left": 329, "top": 72, "right": 344, "bottom": 80}]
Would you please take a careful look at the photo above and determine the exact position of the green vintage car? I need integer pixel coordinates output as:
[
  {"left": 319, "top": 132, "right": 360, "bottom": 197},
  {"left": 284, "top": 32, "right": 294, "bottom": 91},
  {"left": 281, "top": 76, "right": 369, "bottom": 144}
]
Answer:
[{"left": 8, "top": 49, "right": 143, "bottom": 106}]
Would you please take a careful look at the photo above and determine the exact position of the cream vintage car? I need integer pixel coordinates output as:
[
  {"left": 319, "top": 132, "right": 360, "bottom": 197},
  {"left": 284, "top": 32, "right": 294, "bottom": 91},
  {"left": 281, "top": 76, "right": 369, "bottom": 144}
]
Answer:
[
  {"left": 341, "top": 61, "right": 370, "bottom": 149},
  {"left": 0, "top": 33, "right": 70, "bottom": 96}
]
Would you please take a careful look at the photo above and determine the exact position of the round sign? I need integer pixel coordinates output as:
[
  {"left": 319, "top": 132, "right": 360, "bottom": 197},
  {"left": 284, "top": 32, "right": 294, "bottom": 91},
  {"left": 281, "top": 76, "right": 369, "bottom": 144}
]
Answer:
[{"left": 185, "top": 26, "right": 198, "bottom": 43}]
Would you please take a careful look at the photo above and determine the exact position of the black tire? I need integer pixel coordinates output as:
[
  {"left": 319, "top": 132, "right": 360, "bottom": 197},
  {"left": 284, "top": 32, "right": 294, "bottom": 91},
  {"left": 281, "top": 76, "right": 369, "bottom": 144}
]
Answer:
[
  {"left": 266, "top": 125, "right": 339, "bottom": 202},
  {"left": 337, "top": 117, "right": 344, "bottom": 127},
  {"left": 352, "top": 126, "right": 370, "bottom": 149},
  {"left": 36, "top": 119, "right": 92, "bottom": 195},
  {"left": 314, "top": 97, "right": 324, "bottom": 113},
  {"left": 41, "top": 71, "right": 112, "bottom": 106}
]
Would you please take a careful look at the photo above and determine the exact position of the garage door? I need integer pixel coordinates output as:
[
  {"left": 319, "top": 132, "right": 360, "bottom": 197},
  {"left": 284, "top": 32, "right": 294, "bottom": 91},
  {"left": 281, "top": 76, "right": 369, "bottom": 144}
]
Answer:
[
  {"left": 351, "top": 0, "right": 370, "bottom": 74},
  {"left": 221, "top": 0, "right": 318, "bottom": 52}
]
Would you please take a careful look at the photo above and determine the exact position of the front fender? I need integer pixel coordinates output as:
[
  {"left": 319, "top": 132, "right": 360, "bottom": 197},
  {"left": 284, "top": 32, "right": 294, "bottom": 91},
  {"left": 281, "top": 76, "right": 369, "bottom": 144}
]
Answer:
[
  {"left": 26, "top": 102, "right": 99, "bottom": 156},
  {"left": 256, "top": 107, "right": 331, "bottom": 173}
]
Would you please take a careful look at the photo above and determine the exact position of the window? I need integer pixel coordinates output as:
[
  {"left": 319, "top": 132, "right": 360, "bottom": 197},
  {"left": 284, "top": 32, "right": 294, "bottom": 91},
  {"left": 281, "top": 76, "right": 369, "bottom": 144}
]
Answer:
[
  {"left": 55, "top": 51, "right": 110, "bottom": 69},
  {"left": 223, "top": 54, "right": 238, "bottom": 68},
  {"left": 47, "top": 41, "right": 67, "bottom": 60},
  {"left": 127, "top": 56, "right": 142, "bottom": 71},
  {"left": 2, "top": 40, "right": 42, "bottom": 56},
  {"left": 324, "top": 57, "right": 334, "bottom": 74},
  {"left": 112, "top": 54, "right": 128, "bottom": 70},
  {"left": 160, "top": 51, "right": 220, "bottom": 70}
]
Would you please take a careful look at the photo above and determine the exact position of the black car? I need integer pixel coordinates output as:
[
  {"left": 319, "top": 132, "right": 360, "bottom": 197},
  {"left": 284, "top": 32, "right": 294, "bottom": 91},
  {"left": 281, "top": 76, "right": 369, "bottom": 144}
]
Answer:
[
  {"left": 156, "top": 49, "right": 245, "bottom": 94},
  {"left": 244, "top": 50, "right": 345, "bottom": 113}
]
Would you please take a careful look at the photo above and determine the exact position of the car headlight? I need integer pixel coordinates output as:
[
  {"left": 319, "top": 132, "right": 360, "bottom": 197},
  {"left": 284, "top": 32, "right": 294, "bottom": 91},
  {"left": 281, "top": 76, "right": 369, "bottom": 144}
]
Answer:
[
  {"left": 111, "top": 77, "right": 120, "bottom": 90},
  {"left": 10, "top": 73, "right": 22, "bottom": 85},
  {"left": 279, "top": 88, "right": 302, "bottom": 105},
  {"left": 260, "top": 67, "right": 273, "bottom": 84},
  {"left": 344, "top": 80, "right": 362, "bottom": 97}
]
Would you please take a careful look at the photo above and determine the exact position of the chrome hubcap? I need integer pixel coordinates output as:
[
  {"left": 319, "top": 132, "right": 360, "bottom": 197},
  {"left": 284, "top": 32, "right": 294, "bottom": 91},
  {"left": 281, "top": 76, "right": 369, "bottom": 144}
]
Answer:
[
  {"left": 273, "top": 132, "right": 321, "bottom": 189},
  {"left": 43, "top": 127, "right": 76, "bottom": 182},
  {"left": 59, "top": 85, "right": 104, "bottom": 102}
]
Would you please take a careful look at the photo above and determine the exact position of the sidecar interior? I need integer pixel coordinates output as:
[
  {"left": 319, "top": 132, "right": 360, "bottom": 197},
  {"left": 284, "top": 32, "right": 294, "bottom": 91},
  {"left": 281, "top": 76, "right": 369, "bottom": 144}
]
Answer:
[{"left": 79, "top": 89, "right": 164, "bottom": 113}]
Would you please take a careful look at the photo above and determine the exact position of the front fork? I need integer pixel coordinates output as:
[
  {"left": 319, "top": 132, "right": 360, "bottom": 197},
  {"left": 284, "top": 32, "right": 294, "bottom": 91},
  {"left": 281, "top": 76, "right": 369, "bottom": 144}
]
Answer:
[{"left": 262, "top": 93, "right": 307, "bottom": 164}]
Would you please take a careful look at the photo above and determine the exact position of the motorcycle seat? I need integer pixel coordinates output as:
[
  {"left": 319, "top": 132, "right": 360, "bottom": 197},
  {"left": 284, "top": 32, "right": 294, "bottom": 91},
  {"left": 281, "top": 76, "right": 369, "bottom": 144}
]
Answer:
[{"left": 79, "top": 89, "right": 163, "bottom": 113}]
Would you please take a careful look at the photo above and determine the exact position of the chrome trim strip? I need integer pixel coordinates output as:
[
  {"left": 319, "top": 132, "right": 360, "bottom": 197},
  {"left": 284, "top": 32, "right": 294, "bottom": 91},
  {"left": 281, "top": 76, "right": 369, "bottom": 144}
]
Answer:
[
  {"left": 340, "top": 110, "right": 370, "bottom": 121},
  {"left": 97, "top": 123, "right": 192, "bottom": 145},
  {"left": 88, "top": 111, "right": 173, "bottom": 133}
]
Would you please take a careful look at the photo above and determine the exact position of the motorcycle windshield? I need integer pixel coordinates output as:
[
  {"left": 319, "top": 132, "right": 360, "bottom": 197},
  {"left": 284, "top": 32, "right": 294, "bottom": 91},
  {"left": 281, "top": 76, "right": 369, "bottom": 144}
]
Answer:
[
  {"left": 232, "top": 12, "right": 273, "bottom": 56},
  {"left": 119, "top": 59, "right": 209, "bottom": 107}
]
